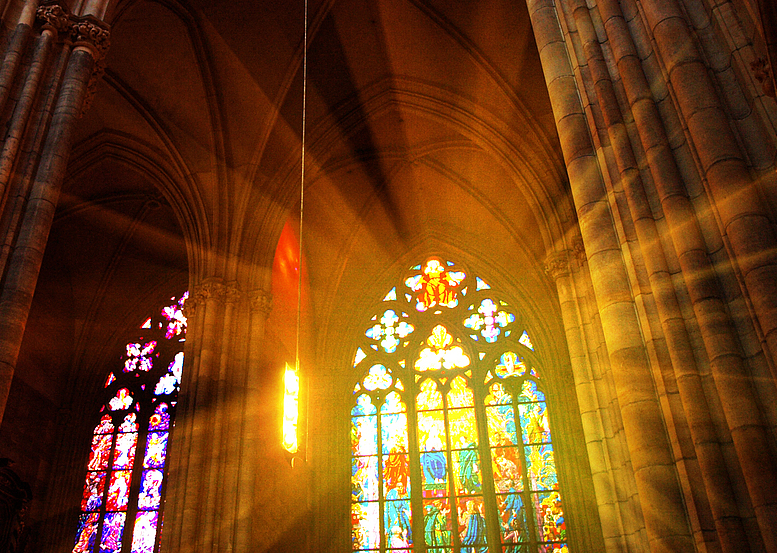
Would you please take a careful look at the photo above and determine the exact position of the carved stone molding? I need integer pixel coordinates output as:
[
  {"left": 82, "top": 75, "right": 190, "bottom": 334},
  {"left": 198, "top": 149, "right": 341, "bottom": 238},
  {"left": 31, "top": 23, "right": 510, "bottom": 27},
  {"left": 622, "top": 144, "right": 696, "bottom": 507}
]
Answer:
[
  {"left": 36, "top": 2, "right": 70, "bottom": 34},
  {"left": 752, "top": 56, "right": 776, "bottom": 98},
  {"left": 248, "top": 289, "right": 273, "bottom": 315},
  {"left": 572, "top": 237, "right": 586, "bottom": 264},
  {"left": 69, "top": 16, "right": 111, "bottom": 59},
  {"left": 224, "top": 282, "right": 243, "bottom": 304},
  {"left": 544, "top": 250, "right": 572, "bottom": 281}
]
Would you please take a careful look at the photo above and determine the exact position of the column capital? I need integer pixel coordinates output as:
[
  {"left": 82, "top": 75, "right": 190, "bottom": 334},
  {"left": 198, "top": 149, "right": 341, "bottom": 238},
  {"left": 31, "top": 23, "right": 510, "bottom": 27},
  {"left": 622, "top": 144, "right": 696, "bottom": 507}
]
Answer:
[
  {"left": 544, "top": 250, "right": 572, "bottom": 280},
  {"left": 36, "top": 1, "right": 70, "bottom": 34},
  {"left": 248, "top": 289, "right": 273, "bottom": 315}
]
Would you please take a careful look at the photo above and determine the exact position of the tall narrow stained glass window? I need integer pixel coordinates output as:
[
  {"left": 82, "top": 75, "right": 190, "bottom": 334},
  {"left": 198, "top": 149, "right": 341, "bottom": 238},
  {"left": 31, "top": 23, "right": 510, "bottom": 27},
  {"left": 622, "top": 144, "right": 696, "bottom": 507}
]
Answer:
[
  {"left": 351, "top": 259, "right": 569, "bottom": 553},
  {"left": 73, "top": 292, "right": 188, "bottom": 553}
]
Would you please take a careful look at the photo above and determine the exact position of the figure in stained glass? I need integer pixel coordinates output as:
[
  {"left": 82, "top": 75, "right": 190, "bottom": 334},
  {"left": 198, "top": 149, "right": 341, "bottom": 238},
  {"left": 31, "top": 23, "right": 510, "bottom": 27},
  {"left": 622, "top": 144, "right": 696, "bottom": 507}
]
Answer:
[
  {"left": 350, "top": 260, "right": 570, "bottom": 553},
  {"left": 423, "top": 500, "right": 451, "bottom": 552},
  {"left": 73, "top": 291, "right": 187, "bottom": 553},
  {"left": 460, "top": 499, "right": 488, "bottom": 553},
  {"left": 405, "top": 258, "right": 465, "bottom": 311}
]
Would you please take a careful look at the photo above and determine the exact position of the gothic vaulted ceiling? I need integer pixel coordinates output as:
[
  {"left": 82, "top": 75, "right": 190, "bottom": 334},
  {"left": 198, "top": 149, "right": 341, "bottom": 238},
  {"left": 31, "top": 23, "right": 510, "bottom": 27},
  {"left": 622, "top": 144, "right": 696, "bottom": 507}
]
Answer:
[{"left": 10, "top": 0, "right": 572, "bottom": 485}]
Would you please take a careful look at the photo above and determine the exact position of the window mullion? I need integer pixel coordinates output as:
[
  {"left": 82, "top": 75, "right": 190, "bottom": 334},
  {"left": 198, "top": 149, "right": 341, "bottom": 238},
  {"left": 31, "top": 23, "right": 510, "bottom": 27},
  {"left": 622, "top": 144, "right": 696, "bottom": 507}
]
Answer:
[{"left": 474, "top": 376, "right": 501, "bottom": 553}]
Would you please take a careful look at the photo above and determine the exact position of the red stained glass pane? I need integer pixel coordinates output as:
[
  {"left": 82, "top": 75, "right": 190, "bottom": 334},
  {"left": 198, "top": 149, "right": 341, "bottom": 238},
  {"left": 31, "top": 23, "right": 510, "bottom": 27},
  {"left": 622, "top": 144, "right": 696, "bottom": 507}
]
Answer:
[
  {"left": 130, "top": 511, "right": 159, "bottom": 553},
  {"left": 107, "top": 471, "right": 132, "bottom": 511},
  {"left": 109, "top": 389, "right": 133, "bottom": 411},
  {"left": 383, "top": 453, "right": 410, "bottom": 496},
  {"left": 119, "top": 413, "right": 138, "bottom": 432},
  {"left": 491, "top": 447, "right": 523, "bottom": 493},
  {"left": 137, "top": 469, "right": 164, "bottom": 510},
  {"left": 148, "top": 403, "right": 170, "bottom": 431},
  {"left": 73, "top": 512, "right": 100, "bottom": 553},
  {"left": 88, "top": 434, "right": 113, "bottom": 471},
  {"left": 533, "top": 491, "right": 566, "bottom": 542},
  {"left": 143, "top": 432, "right": 168, "bottom": 469},
  {"left": 539, "top": 544, "right": 569, "bottom": 553},
  {"left": 113, "top": 432, "right": 137, "bottom": 469},
  {"left": 100, "top": 512, "right": 126, "bottom": 553},
  {"left": 81, "top": 472, "right": 106, "bottom": 512},
  {"left": 405, "top": 258, "right": 465, "bottom": 312},
  {"left": 93, "top": 415, "right": 114, "bottom": 435}
]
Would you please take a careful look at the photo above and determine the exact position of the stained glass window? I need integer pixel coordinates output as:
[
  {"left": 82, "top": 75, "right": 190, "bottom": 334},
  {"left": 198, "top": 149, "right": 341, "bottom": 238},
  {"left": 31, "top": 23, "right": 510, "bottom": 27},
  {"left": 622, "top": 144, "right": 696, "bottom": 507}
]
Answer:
[
  {"left": 73, "top": 292, "right": 188, "bottom": 553},
  {"left": 351, "top": 259, "right": 569, "bottom": 553}
]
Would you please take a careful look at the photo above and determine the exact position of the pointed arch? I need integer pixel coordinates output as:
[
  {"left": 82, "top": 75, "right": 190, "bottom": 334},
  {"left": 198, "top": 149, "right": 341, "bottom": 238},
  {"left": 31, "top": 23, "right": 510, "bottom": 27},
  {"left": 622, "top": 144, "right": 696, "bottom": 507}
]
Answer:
[{"left": 350, "top": 258, "right": 568, "bottom": 553}]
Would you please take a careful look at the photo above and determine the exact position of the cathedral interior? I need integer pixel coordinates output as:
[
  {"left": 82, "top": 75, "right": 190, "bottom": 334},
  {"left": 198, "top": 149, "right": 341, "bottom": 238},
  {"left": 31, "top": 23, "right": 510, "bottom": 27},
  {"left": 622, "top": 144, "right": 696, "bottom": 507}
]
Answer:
[{"left": 0, "top": 0, "right": 776, "bottom": 552}]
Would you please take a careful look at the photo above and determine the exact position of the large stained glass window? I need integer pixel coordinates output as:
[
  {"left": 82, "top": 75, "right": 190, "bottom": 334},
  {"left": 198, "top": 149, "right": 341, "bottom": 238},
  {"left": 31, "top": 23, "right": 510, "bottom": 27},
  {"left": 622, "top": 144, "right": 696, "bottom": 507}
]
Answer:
[
  {"left": 73, "top": 292, "right": 188, "bottom": 553},
  {"left": 351, "top": 259, "right": 569, "bottom": 553}
]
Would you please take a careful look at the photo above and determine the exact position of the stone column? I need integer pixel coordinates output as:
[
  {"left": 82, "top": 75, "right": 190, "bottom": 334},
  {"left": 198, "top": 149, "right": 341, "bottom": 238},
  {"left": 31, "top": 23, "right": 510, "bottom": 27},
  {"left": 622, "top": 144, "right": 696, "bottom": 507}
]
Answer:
[
  {"left": 0, "top": 1, "right": 109, "bottom": 426},
  {"left": 526, "top": 0, "right": 695, "bottom": 550}
]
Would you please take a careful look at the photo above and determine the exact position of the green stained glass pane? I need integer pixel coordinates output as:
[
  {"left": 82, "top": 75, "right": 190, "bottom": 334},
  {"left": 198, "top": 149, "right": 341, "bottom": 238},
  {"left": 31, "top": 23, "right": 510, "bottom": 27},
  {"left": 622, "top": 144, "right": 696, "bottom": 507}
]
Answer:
[
  {"left": 453, "top": 447, "right": 482, "bottom": 495},
  {"left": 423, "top": 499, "right": 452, "bottom": 551},
  {"left": 486, "top": 404, "right": 517, "bottom": 447},
  {"left": 421, "top": 452, "right": 448, "bottom": 498}
]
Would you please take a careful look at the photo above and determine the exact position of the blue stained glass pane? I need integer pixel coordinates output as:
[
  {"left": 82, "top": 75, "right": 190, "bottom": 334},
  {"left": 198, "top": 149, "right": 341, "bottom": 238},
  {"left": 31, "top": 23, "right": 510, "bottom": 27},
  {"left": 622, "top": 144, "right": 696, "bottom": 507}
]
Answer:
[
  {"left": 417, "top": 410, "right": 446, "bottom": 452},
  {"left": 138, "top": 469, "right": 164, "bottom": 509},
  {"left": 352, "top": 502, "right": 380, "bottom": 550},
  {"left": 497, "top": 493, "right": 528, "bottom": 544},
  {"left": 486, "top": 404, "right": 517, "bottom": 447},
  {"left": 351, "top": 394, "right": 377, "bottom": 416},
  {"left": 420, "top": 451, "right": 448, "bottom": 498},
  {"left": 73, "top": 513, "right": 99, "bottom": 553},
  {"left": 539, "top": 544, "right": 569, "bottom": 553},
  {"left": 381, "top": 412, "right": 408, "bottom": 454},
  {"left": 525, "top": 444, "right": 558, "bottom": 491},
  {"left": 143, "top": 432, "right": 168, "bottom": 468},
  {"left": 99, "top": 512, "right": 126, "bottom": 553},
  {"left": 364, "top": 365, "right": 392, "bottom": 391},
  {"left": 517, "top": 380, "right": 545, "bottom": 403},
  {"left": 130, "top": 511, "right": 159, "bottom": 553},
  {"left": 384, "top": 498, "right": 413, "bottom": 548},
  {"left": 457, "top": 497, "right": 488, "bottom": 548},
  {"left": 352, "top": 456, "right": 379, "bottom": 501}
]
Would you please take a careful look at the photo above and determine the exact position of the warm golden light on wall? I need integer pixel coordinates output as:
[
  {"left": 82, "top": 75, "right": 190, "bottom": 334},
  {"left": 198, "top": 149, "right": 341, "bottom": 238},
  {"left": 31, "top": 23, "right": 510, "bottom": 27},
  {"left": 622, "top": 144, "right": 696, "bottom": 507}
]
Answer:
[{"left": 282, "top": 363, "right": 300, "bottom": 454}]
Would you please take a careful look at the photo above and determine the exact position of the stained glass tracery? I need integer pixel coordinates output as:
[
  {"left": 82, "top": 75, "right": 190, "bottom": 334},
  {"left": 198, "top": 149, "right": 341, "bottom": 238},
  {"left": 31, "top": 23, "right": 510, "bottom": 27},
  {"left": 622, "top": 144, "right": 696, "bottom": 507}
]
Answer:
[
  {"left": 74, "top": 292, "right": 187, "bottom": 553},
  {"left": 351, "top": 259, "right": 569, "bottom": 553}
]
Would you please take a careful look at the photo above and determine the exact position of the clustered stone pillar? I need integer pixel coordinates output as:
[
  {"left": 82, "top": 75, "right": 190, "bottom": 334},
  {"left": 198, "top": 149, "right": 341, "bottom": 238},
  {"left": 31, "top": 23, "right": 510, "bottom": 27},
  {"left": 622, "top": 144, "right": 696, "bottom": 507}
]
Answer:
[
  {"left": 531, "top": 0, "right": 777, "bottom": 550},
  {"left": 0, "top": 0, "right": 110, "bottom": 426}
]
